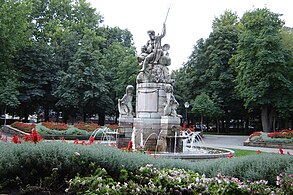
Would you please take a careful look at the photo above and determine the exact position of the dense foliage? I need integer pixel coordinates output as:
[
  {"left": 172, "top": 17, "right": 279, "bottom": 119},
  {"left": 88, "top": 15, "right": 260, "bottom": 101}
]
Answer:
[
  {"left": 0, "top": 141, "right": 292, "bottom": 194},
  {"left": 0, "top": 0, "right": 139, "bottom": 124},
  {"left": 0, "top": 1, "right": 292, "bottom": 132},
  {"left": 173, "top": 9, "right": 293, "bottom": 132}
]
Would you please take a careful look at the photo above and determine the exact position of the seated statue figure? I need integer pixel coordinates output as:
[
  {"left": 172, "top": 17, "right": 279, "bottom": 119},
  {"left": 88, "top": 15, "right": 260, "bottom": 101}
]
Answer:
[
  {"left": 118, "top": 85, "right": 134, "bottom": 117},
  {"left": 163, "top": 84, "right": 180, "bottom": 117}
]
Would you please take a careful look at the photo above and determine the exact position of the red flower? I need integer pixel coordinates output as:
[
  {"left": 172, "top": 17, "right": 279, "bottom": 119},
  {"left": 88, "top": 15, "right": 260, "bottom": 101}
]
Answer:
[
  {"left": 81, "top": 140, "right": 86, "bottom": 145},
  {"left": 12, "top": 135, "right": 21, "bottom": 144},
  {"left": 127, "top": 140, "right": 133, "bottom": 151},
  {"left": 23, "top": 134, "right": 31, "bottom": 141},
  {"left": 256, "top": 150, "right": 261, "bottom": 154},
  {"left": 74, "top": 138, "right": 79, "bottom": 144},
  {"left": 183, "top": 121, "right": 187, "bottom": 128},
  {"left": 227, "top": 152, "right": 233, "bottom": 158},
  {"left": 0, "top": 133, "right": 2, "bottom": 139},
  {"left": 31, "top": 129, "right": 43, "bottom": 144},
  {"left": 89, "top": 136, "right": 94, "bottom": 144},
  {"left": 279, "top": 147, "right": 284, "bottom": 155}
]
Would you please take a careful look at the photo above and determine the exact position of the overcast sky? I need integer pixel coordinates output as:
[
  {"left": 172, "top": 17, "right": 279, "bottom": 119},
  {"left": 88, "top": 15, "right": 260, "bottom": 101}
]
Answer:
[{"left": 88, "top": 0, "right": 293, "bottom": 70}]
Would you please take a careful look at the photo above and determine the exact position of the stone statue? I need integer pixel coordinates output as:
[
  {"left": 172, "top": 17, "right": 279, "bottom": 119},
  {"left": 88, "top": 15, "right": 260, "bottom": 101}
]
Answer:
[
  {"left": 163, "top": 84, "right": 180, "bottom": 117},
  {"left": 118, "top": 85, "right": 134, "bottom": 116},
  {"left": 136, "top": 23, "right": 173, "bottom": 84},
  {"left": 139, "top": 23, "right": 166, "bottom": 72}
]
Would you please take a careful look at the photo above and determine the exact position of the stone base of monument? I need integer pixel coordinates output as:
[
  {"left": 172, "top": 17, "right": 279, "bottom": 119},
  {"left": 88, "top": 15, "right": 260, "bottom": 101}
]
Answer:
[
  {"left": 160, "top": 116, "right": 181, "bottom": 152},
  {"left": 117, "top": 116, "right": 133, "bottom": 149},
  {"left": 132, "top": 116, "right": 181, "bottom": 152},
  {"left": 166, "top": 136, "right": 186, "bottom": 153},
  {"left": 133, "top": 118, "right": 161, "bottom": 151},
  {"left": 118, "top": 116, "right": 133, "bottom": 138}
]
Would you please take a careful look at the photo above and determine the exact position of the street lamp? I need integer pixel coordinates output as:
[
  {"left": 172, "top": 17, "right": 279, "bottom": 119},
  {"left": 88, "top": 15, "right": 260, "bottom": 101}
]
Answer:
[{"left": 184, "top": 102, "right": 190, "bottom": 128}]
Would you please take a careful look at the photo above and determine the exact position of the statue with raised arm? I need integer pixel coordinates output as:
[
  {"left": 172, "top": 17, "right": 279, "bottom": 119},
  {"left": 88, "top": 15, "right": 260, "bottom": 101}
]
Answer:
[
  {"left": 139, "top": 23, "right": 166, "bottom": 72},
  {"left": 118, "top": 85, "right": 134, "bottom": 117},
  {"left": 136, "top": 5, "right": 173, "bottom": 84}
]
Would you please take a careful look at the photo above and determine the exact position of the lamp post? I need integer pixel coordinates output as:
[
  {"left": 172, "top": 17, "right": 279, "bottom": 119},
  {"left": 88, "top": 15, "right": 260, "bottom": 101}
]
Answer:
[{"left": 184, "top": 102, "right": 190, "bottom": 128}]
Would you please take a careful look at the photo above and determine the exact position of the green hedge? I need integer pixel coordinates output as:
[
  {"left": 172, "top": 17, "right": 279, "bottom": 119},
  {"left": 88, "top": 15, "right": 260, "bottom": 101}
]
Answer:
[{"left": 0, "top": 141, "right": 292, "bottom": 193}]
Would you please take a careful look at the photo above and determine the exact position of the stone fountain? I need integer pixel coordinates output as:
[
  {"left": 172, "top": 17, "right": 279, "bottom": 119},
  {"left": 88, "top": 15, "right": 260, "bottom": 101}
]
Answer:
[
  {"left": 117, "top": 21, "right": 233, "bottom": 159},
  {"left": 117, "top": 22, "right": 182, "bottom": 152}
]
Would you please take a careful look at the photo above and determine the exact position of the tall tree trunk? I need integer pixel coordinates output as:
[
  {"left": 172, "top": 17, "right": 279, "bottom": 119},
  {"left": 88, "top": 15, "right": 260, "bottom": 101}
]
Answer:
[
  {"left": 200, "top": 115, "right": 203, "bottom": 132},
  {"left": 216, "top": 118, "right": 220, "bottom": 134},
  {"left": 44, "top": 104, "right": 49, "bottom": 122},
  {"left": 98, "top": 110, "right": 105, "bottom": 126},
  {"left": 4, "top": 106, "right": 7, "bottom": 125},
  {"left": 261, "top": 105, "right": 274, "bottom": 132}
]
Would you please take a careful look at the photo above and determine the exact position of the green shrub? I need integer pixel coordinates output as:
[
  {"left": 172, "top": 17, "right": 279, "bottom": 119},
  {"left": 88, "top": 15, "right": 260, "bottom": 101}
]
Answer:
[
  {"left": 0, "top": 141, "right": 292, "bottom": 193},
  {"left": 67, "top": 165, "right": 293, "bottom": 194}
]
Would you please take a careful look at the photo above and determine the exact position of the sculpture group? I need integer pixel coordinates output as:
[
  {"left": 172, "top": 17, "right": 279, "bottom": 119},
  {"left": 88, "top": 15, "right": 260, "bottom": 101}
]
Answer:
[
  {"left": 118, "top": 19, "right": 181, "bottom": 152},
  {"left": 137, "top": 23, "right": 173, "bottom": 84},
  {"left": 119, "top": 23, "right": 178, "bottom": 117}
]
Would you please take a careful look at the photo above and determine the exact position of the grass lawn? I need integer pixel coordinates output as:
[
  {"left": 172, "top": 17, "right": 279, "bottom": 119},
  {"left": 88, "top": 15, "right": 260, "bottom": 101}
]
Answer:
[{"left": 230, "top": 148, "right": 267, "bottom": 157}]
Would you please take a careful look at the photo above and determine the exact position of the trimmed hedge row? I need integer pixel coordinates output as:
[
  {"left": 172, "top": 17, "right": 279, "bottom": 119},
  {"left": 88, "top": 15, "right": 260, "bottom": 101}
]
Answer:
[{"left": 0, "top": 141, "right": 292, "bottom": 193}]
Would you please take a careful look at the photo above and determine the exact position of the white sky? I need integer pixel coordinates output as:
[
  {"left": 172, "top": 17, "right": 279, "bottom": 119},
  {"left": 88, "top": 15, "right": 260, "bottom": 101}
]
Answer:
[{"left": 88, "top": 0, "right": 293, "bottom": 70}]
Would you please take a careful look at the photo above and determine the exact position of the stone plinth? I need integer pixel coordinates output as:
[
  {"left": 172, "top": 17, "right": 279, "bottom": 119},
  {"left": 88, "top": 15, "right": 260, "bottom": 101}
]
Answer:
[
  {"left": 136, "top": 83, "right": 167, "bottom": 118},
  {"left": 159, "top": 116, "right": 181, "bottom": 152},
  {"left": 133, "top": 118, "right": 162, "bottom": 151},
  {"left": 133, "top": 83, "right": 181, "bottom": 152},
  {"left": 118, "top": 116, "right": 133, "bottom": 138},
  {"left": 166, "top": 136, "right": 187, "bottom": 153},
  {"left": 117, "top": 116, "right": 134, "bottom": 149}
]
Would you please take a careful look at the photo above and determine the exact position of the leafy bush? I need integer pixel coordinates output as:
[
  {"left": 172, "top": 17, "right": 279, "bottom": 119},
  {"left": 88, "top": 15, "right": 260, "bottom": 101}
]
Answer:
[
  {"left": 67, "top": 165, "right": 293, "bottom": 194},
  {"left": 0, "top": 141, "right": 292, "bottom": 194}
]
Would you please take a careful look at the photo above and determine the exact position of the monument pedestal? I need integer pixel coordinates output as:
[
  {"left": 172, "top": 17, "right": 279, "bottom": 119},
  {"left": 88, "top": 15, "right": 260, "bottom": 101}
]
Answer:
[
  {"left": 117, "top": 116, "right": 133, "bottom": 148},
  {"left": 132, "top": 83, "right": 181, "bottom": 152}
]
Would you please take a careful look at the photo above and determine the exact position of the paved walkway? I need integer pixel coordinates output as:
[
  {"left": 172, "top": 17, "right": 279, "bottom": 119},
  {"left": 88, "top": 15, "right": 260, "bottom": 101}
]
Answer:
[{"left": 202, "top": 134, "right": 293, "bottom": 154}]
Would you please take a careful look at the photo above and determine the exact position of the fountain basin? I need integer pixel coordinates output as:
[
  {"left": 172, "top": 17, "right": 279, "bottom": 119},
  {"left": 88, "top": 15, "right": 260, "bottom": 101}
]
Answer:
[{"left": 153, "top": 147, "right": 234, "bottom": 161}]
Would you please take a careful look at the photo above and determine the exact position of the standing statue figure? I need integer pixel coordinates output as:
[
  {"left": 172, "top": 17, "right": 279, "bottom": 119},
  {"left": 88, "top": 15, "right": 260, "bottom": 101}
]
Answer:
[
  {"left": 118, "top": 85, "right": 134, "bottom": 116},
  {"left": 163, "top": 84, "right": 180, "bottom": 117},
  {"left": 139, "top": 23, "right": 166, "bottom": 72}
]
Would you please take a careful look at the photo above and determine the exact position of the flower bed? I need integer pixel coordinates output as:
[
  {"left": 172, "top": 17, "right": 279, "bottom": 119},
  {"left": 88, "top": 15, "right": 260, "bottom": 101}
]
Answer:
[
  {"left": 73, "top": 122, "right": 101, "bottom": 132},
  {"left": 244, "top": 130, "right": 293, "bottom": 149},
  {"left": 5, "top": 121, "right": 119, "bottom": 141},
  {"left": 10, "top": 121, "right": 36, "bottom": 133}
]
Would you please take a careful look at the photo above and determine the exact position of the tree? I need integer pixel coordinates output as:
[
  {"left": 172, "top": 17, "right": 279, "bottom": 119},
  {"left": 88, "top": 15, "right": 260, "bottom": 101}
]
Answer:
[
  {"left": 54, "top": 31, "right": 111, "bottom": 123},
  {"left": 97, "top": 27, "right": 138, "bottom": 122},
  {"left": 191, "top": 92, "right": 220, "bottom": 132},
  {"left": 175, "top": 11, "right": 244, "bottom": 131},
  {"left": 232, "top": 8, "right": 293, "bottom": 132},
  {"left": 17, "top": 42, "right": 56, "bottom": 121},
  {"left": 172, "top": 38, "right": 208, "bottom": 120},
  {"left": 0, "top": 0, "right": 32, "bottom": 117},
  {"left": 203, "top": 10, "right": 242, "bottom": 130},
  {"left": 0, "top": 74, "right": 20, "bottom": 125}
]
